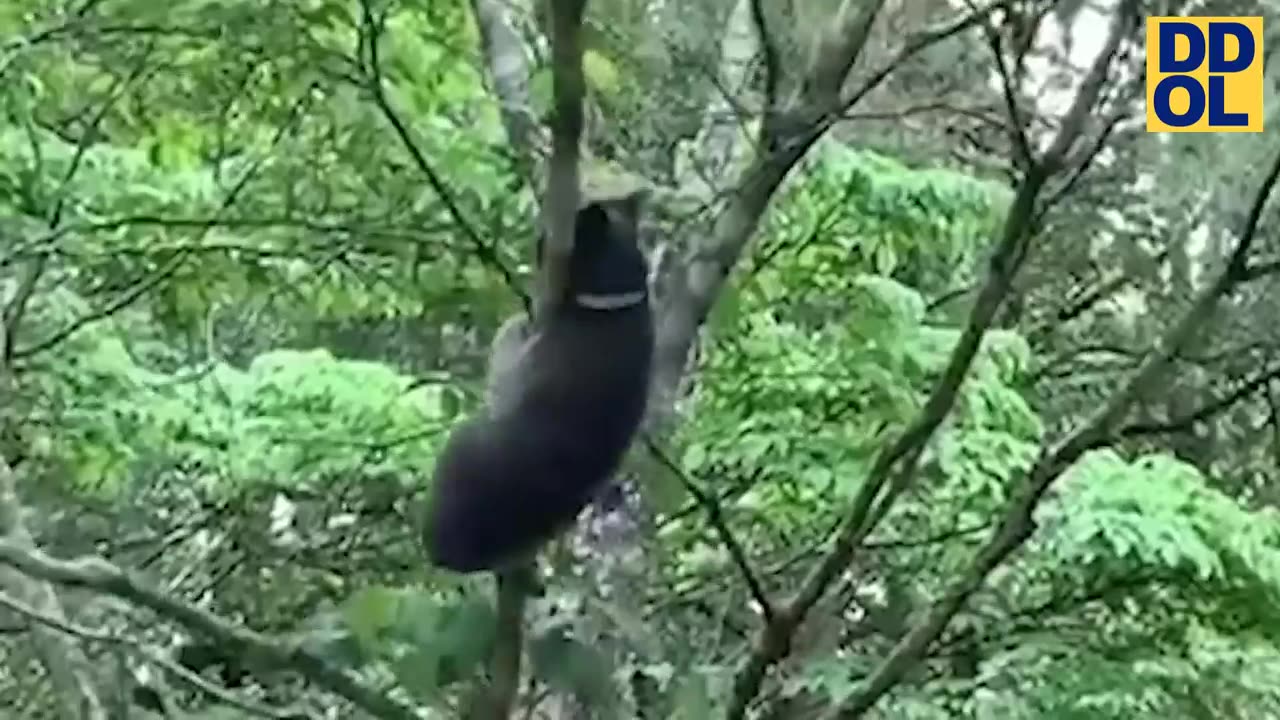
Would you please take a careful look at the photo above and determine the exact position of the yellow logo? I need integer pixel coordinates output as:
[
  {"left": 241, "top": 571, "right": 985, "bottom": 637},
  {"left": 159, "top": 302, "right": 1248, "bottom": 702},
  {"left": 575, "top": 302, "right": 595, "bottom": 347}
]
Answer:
[{"left": 1146, "top": 17, "right": 1263, "bottom": 132}]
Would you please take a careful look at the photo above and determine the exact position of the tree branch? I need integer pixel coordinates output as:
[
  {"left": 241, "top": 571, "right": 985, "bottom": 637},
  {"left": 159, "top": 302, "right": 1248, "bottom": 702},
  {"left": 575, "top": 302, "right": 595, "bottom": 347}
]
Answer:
[
  {"left": 3, "top": 44, "right": 154, "bottom": 365},
  {"left": 977, "top": 7, "right": 1033, "bottom": 169},
  {"left": 537, "top": 0, "right": 587, "bottom": 315},
  {"left": 468, "top": 2, "right": 590, "bottom": 718},
  {"left": 12, "top": 95, "right": 309, "bottom": 361},
  {"left": 748, "top": 0, "right": 780, "bottom": 133},
  {"left": 14, "top": 91, "right": 310, "bottom": 362},
  {"left": 469, "top": 0, "right": 539, "bottom": 176},
  {"left": 359, "top": 0, "right": 527, "bottom": 310},
  {"left": 1121, "top": 361, "right": 1280, "bottom": 437},
  {"left": 645, "top": 437, "right": 773, "bottom": 620},
  {"left": 649, "top": 0, "right": 1007, "bottom": 433},
  {"left": 829, "top": 140, "right": 1280, "bottom": 720},
  {"left": 0, "top": 541, "right": 421, "bottom": 720},
  {"left": 0, "top": 440, "right": 107, "bottom": 718},
  {"left": 724, "top": 4, "right": 1139, "bottom": 717},
  {"left": 0, "top": 590, "right": 309, "bottom": 719}
]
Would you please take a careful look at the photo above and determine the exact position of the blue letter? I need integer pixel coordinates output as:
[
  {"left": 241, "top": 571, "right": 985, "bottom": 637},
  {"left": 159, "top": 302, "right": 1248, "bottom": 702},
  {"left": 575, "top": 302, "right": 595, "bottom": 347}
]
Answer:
[
  {"left": 1208, "top": 22, "right": 1254, "bottom": 72},
  {"left": 1159, "top": 21, "right": 1204, "bottom": 73},
  {"left": 1154, "top": 76, "right": 1205, "bottom": 127},
  {"left": 1207, "top": 76, "right": 1248, "bottom": 126}
]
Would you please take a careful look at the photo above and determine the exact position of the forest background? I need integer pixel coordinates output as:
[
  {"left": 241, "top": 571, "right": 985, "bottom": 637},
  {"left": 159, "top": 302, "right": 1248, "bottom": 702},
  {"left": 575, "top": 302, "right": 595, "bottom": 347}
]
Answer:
[{"left": 2, "top": 0, "right": 1280, "bottom": 719}]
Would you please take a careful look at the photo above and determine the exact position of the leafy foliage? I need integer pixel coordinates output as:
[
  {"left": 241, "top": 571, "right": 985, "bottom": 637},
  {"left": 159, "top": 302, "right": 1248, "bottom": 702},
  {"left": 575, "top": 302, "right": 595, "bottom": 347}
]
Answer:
[{"left": 1, "top": 1, "right": 1279, "bottom": 719}]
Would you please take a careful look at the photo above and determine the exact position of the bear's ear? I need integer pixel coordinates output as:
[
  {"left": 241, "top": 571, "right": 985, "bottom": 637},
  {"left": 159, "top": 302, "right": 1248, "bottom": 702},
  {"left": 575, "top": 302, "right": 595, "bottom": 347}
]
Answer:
[
  {"left": 536, "top": 200, "right": 608, "bottom": 264},
  {"left": 573, "top": 201, "right": 612, "bottom": 245},
  {"left": 609, "top": 184, "right": 650, "bottom": 224},
  {"left": 597, "top": 188, "right": 648, "bottom": 237}
]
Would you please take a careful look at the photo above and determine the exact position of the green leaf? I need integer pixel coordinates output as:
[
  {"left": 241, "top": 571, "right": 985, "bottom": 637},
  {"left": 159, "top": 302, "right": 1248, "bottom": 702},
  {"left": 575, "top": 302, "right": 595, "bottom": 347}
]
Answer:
[
  {"left": 583, "top": 49, "right": 621, "bottom": 96},
  {"left": 529, "top": 627, "right": 619, "bottom": 711}
]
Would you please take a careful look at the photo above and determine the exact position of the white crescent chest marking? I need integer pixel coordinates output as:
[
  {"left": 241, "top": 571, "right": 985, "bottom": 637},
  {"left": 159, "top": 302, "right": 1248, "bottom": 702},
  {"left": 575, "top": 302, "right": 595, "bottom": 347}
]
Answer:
[{"left": 573, "top": 290, "right": 647, "bottom": 310}]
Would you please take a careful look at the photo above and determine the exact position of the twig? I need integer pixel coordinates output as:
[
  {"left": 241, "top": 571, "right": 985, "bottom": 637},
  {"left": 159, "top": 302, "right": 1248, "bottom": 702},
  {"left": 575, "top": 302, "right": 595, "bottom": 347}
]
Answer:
[
  {"left": 358, "top": 0, "right": 527, "bottom": 312},
  {"left": 974, "top": 4, "right": 1032, "bottom": 169},
  {"left": 13, "top": 93, "right": 312, "bottom": 360},
  {"left": 748, "top": 0, "right": 780, "bottom": 132},
  {"left": 3, "top": 214, "right": 450, "bottom": 265},
  {"left": 644, "top": 437, "right": 774, "bottom": 620},
  {"left": 1121, "top": 362, "right": 1280, "bottom": 437},
  {"left": 3, "top": 43, "right": 154, "bottom": 363}
]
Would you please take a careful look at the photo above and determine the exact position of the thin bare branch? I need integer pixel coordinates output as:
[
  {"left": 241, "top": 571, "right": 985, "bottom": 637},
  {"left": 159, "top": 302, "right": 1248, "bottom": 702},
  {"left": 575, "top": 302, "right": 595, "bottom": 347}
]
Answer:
[
  {"left": 649, "top": 1, "right": 1011, "bottom": 432},
  {"left": 977, "top": 10, "right": 1033, "bottom": 169},
  {"left": 4, "top": 214, "right": 450, "bottom": 264},
  {"left": 359, "top": 0, "right": 527, "bottom": 311},
  {"left": 1042, "top": 83, "right": 1143, "bottom": 213},
  {"left": 3, "top": 45, "right": 155, "bottom": 364},
  {"left": 0, "top": 444, "right": 107, "bottom": 717},
  {"left": 1122, "top": 362, "right": 1280, "bottom": 437},
  {"left": 840, "top": 1, "right": 1008, "bottom": 117},
  {"left": 748, "top": 0, "right": 780, "bottom": 130},
  {"left": 645, "top": 437, "right": 774, "bottom": 620},
  {"left": 13, "top": 94, "right": 312, "bottom": 360}
]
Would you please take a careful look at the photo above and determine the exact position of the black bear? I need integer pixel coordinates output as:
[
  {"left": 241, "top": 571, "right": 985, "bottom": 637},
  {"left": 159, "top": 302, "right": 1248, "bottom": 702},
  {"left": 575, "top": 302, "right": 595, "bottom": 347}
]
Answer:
[{"left": 425, "top": 192, "right": 654, "bottom": 572}]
